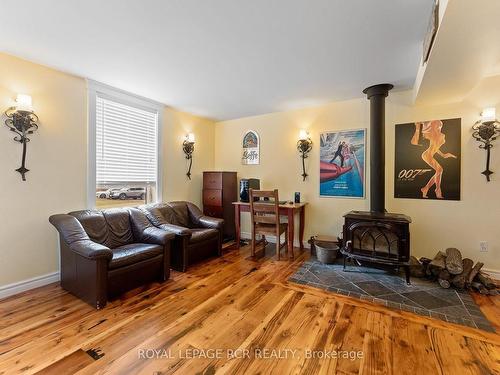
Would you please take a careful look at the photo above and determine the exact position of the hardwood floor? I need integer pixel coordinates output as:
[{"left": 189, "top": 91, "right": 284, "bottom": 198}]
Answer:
[{"left": 0, "top": 243, "right": 499, "bottom": 374}]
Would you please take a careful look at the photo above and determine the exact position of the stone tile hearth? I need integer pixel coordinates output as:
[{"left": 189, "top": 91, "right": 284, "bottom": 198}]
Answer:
[{"left": 289, "top": 258, "right": 495, "bottom": 332}]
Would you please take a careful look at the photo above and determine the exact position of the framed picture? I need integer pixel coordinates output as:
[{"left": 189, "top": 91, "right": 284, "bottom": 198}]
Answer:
[
  {"left": 320, "top": 129, "right": 366, "bottom": 198},
  {"left": 242, "top": 130, "right": 260, "bottom": 165},
  {"left": 394, "top": 118, "right": 461, "bottom": 200}
]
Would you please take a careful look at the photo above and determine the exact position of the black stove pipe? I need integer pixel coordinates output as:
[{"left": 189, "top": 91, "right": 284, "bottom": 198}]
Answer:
[{"left": 363, "top": 84, "right": 393, "bottom": 213}]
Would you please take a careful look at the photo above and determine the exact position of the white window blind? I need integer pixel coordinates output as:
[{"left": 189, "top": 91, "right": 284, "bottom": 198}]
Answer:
[{"left": 96, "top": 96, "right": 158, "bottom": 183}]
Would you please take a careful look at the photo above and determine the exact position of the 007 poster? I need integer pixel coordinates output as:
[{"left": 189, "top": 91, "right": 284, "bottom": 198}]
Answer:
[{"left": 394, "top": 118, "right": 461, "bottom": 200}]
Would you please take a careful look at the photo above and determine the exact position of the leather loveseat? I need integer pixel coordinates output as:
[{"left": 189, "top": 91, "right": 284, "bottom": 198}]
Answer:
[
  {"left": 140, "top": 201, "right": 224, "bottom": 271},
  {"left": 49, "top": 207, "right": 174, "bottom": 309}
]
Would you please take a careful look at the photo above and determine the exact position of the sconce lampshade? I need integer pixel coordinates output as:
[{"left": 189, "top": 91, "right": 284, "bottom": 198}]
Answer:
[
  {"left": 299, "top": 129, "right": 309, "bottom": 140},
  {"left": 186, "top": 133, "right": 195, "bottom": 143},
  {"left": 482, "top": 107, "right": 496, "bottom": 123},
  {"left": 15, "top": 94, "right": 33, "bottom": 112}
]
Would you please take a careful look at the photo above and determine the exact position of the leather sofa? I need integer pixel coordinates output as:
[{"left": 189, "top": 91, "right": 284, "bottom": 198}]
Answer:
[
  {"left": 140, "top": 201, "right": 224, "bottom": 271},
  {"left": 49, "top": 207, "right": 174, "bottom": 309}
]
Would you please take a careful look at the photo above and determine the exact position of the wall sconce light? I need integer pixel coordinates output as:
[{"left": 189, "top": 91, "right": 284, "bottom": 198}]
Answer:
[
  {"left": 182, "top": 133, "right": 195, "bottom": 179},
  {"left": 4, "top": 94, "right": 39, "bottom": 181},
  {"left": 472, "top": 108, "right": 500, "bottom": 181},
  {"left": 297, "top": 129, "right": 313, "bottom": 181}
]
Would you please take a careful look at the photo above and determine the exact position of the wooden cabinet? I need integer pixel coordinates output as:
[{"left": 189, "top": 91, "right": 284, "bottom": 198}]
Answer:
[
  {"left": 203, "top": 171, "right": 237, "bottom": 239},
  {"left": 203, "top": 189, "right": 222, "bottom": 207},
  {"left": 203, "top": 172, "right": 223, "bottom": 189}
]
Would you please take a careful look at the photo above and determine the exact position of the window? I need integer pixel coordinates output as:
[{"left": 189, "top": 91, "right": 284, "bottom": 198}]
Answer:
[{"left": 88, "top": 81, "right": 162, "bottom": 208}]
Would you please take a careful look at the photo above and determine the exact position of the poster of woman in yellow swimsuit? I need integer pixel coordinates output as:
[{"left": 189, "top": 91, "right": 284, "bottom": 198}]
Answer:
[{"left": 394, "top": 118, "right": 461, "bottom": 200}]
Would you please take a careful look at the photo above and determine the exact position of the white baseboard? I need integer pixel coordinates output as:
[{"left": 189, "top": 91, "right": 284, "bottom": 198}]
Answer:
[
  {"left": 240, "top": 231, "right": 311, "bottom": 249},
  {"left": 0, "top": 272, "right": 60, "bottom": 300}
]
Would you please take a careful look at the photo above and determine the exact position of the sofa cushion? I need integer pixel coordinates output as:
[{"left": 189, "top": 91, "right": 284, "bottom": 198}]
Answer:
[
  {"left": 109, "top": 243, "right": 163, "bottom": 270},
  {"left": 69, "top": 210, "right": 109, "bottom": 245},
  {"left": 189, "top": 228, "right": 218, "bottom": 244},
  {"left": 102, "top": 209, "right": 135, "bottom": 247},
  {"left": 70, "top": 208, "right": 134, "bottom": 248},
  {"left": 140, "top": 203, "right": 189, "bottom": 227},
  {"left": 140, "top": 204, "right": 171, "bottom": 227},
  {"left": 167, "top": 202, "right": 191, "bottom": 228}
]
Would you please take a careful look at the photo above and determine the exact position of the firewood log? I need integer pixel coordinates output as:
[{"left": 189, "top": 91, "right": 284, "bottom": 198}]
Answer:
[
  {"left": 409, "top": 256, "right": 425, "bottom": 278},
  {"left": 467, "top": 262, "right": 484, "bottom": 286},
  {"left": 418, "top": 257, "right": 431, "bottom": 276},
  {"left": 451, "top": 258, "right": 473, "bottom": 289},
  {"left": 429, "top": 251, "right": 446, "bottom": 276},
  {"left": 476, "top": 272, "right": 497, "bottom": 290},
  {"left": 419, "top": 257, "right": 432, "bottom": 266},
  {"left": 438, "top": 269, "right": 451, "bottom": 281},
  {"left": 488, "top": 289, "right": 499, "bottom": 296},
  {"left": 445, "top": 248, "right": 463, "bottom": 275},
  {"left": 438, "top": 278, "right": 451, "bottom": 289},
  {"left": 471, "top": 281, "right": 489, "bottom": 294}
]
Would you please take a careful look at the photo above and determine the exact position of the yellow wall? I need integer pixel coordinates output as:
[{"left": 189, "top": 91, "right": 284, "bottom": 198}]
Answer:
[
  {"left": 162, "top": 108, "right": 215, "bottom": 207},
  {"left": 214, "top": 84, "right": 500, "bottom": 272},
  {"left": 0, "top": 53, "right": 215, "bottom": 287},
  {"left": 0, "top": 53, "right": 87, "bottom": 286}
]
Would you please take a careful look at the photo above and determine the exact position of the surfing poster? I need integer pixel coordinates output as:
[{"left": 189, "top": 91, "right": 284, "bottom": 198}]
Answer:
[
  {"left": 320, "top": 129, "right": 365, "bottom": 198},
  {"left": 394, "top": 118, "right": 461, "bottom": 200}
]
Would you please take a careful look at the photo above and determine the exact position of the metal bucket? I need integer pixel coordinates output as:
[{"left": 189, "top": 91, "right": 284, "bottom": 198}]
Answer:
[{"left": 311, "top": 235, "right": 339, "bottom": 264}]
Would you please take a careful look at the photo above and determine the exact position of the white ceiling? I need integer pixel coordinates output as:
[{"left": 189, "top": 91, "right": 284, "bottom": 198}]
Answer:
[{"left": 0, "top": 0, "right": 434, "bottom": 120}]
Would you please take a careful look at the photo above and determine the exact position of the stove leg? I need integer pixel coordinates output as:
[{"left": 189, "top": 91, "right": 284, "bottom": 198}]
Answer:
[
  {"left": 404, "top": 266, "right": 411, "bottom": 285},
  {"left": 343, "top": 255, "right": 347, "bottom": 271}
]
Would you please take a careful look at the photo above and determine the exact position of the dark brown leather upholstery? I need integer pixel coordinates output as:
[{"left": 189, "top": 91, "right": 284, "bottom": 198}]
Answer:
[
  {"left": 140, "top": 201, "right": 224, "bottom": 271},
  {"left": 49, "top": 207, "right": 174, "bottom": 309},
  {"left": 109, "top": 243, "right": 162, "bottom": 269},
  {"left": 190, "top": 228, "right": 219, "bottom": 243}
]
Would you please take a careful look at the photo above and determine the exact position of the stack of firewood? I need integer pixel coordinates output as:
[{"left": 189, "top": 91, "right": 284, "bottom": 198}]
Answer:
[{"left": 409, "top": 248, "right": 498, "bottom": 295}]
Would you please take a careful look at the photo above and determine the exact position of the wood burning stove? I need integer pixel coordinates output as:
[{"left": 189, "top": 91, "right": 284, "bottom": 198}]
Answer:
[
  {"left": 340, "top": 84, "right": 412, "bottom": 284},
  {"left": 342, "top": 211, "right": 411, "bottom": 283}
]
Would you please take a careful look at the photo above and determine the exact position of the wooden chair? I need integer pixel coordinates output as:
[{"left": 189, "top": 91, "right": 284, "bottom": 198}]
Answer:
[{"left": 249, "top": 189, "right": 289, "bottom": 259}]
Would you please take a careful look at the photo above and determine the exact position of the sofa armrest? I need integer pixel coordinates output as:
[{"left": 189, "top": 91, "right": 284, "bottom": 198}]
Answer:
[
  {"left": 198, "top": 216, "right": 224, "bottom": 229},
  {"left": 140, "top": 226, "right": 175, "bottom": 246},
  {"left": 49, "top": 214, "right": 90, "bottom": 244},
  {"left": 49, "top": 215, "right": 113, "bottom": 261},
  {"left": 129, "top": 207, "right": 177, "bottom": 245},
  {"left": 158, "top": 223, "right": 192, "bottom": 238},
  {"left": 138, "top": 204, "right": 167, "bottom": 228},
  {"left": 186, "top": 202, "right": 223, "bottom": 229},
  {"left": 70, "top": 240, "right": 113, "bottom": 261}
]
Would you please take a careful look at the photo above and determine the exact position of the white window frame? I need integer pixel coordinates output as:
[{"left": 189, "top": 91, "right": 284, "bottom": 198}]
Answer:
[{"left": 87, "top": 80, "right": 164, "bottom": 208}]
